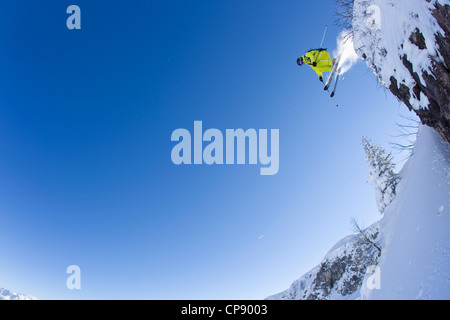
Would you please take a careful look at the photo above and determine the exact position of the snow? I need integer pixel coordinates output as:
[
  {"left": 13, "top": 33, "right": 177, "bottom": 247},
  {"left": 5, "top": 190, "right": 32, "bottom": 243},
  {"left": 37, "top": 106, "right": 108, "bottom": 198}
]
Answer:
[
  {"left": 266, "top": 266, "right": 320, "bottom": 300},
  {"left": 352, "top": 0, "right": 449, "bottom": 110},
  {"left": 361, "top": 125, "right": 450, "bottom": 299},
  {"left": 268, "top": 124, "right": 450, "bottom": 300},
  {"left": 334, "top": 30, "right": 360, "bottom": 75},
  {"left": 0, "top": 288, "right": 37, "bottom": 300},
  {"left": 266, "top": 221, "right": 381, "bottom": 300}
]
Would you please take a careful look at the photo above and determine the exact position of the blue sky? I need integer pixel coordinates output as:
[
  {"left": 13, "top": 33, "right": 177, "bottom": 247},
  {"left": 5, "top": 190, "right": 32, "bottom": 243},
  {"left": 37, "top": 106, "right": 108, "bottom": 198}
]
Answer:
[{"left": 0, "top": 0, "right": 414, "bottom": 299}]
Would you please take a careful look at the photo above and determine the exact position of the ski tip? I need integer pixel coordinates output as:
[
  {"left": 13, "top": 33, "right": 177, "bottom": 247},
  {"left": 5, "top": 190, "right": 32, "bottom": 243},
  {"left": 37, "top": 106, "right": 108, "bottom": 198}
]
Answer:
[
  {"left": 330, "top": 92, "right": 335, "bottom": 98},
  {"left": 324, "top": 85, "right": 329, "bottom": 91}
]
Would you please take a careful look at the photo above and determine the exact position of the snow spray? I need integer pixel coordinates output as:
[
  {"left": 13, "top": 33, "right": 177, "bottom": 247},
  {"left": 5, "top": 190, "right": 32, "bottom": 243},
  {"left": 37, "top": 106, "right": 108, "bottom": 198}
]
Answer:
[{"left": 334, "top": 30, "right": 360, "bottom": 75}]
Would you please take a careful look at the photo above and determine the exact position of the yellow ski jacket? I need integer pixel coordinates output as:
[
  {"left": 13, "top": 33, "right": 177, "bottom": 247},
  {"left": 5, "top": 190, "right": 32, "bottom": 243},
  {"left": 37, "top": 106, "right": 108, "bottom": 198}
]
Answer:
[{"left": 301, "top": 49, "right": 333, "bottom": 79}]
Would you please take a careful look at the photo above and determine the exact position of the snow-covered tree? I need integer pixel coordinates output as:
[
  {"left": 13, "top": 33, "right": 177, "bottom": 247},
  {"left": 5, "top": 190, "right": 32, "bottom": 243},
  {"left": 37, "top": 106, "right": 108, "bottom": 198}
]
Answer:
[{"left": 362, "top": 137, "right": 399, "bottom": 214}]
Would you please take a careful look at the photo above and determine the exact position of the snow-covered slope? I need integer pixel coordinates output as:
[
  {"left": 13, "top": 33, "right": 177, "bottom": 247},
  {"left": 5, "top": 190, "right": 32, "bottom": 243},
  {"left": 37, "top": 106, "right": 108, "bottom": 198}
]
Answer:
[
  {"left": 267, "top": 125, "right": 450, "bottom": 300},
  {"left": 352, "top": 0, "right": 450, "bottom": 143},
  {"left": 361, "top": 125, "right": 450, "bottom": 299},
  {"left": 353, "top": 0, "right": 444, "bottom": 110},
  {"left": 0, "top": 288, "right": 37, "bottom": 300}
]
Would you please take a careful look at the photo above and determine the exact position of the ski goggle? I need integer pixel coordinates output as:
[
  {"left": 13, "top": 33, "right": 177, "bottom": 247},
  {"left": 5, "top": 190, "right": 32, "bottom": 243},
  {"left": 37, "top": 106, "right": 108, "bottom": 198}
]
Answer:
[{"left": 297, "top": 58, "right": 304, "bottom": 66}]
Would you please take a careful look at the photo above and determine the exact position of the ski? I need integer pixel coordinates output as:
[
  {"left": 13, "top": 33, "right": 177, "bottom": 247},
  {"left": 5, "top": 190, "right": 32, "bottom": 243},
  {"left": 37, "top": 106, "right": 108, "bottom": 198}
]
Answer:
[
  {"left": 323, "top": 71, "right": 334, "bottom": 91},
  {"left": 324, "top": 56, "right": 341, "bottom": 91},
  {"left": 330, "top": 69, "right": 341, "bottom": 98}
]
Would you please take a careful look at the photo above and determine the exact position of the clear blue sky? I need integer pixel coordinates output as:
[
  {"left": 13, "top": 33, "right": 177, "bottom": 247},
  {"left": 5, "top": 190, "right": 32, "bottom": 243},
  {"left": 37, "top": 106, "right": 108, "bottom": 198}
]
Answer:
[{"left": 0, "top": 0, "right": 414, "bottom": 299}]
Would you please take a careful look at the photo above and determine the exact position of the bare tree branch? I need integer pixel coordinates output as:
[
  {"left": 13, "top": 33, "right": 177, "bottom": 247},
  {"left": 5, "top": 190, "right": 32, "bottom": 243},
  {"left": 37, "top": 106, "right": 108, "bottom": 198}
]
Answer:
[
  {"left": 390, "top": 115, "right": 420, "bottom": 158},
  {"left": 335, "top": 0, "right": 355, "bottom": 29},
  {"left": 351, "top": 218, "right": 382, "bottom": 255}
]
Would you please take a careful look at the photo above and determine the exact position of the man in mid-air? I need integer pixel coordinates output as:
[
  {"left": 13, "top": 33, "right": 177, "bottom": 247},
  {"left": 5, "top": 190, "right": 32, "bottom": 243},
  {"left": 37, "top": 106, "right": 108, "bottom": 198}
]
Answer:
[{"left": 297, "top": 48, "right": 335, "bottom": 82}]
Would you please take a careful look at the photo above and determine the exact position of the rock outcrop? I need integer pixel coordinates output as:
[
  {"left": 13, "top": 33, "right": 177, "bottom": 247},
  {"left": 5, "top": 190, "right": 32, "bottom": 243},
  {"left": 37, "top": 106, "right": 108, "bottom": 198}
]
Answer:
[
  {"left": 266, "top": 223, "right": 381, "bottom": 300},
  {"left": 353, "top": 0, "right": 450, "bottom": 144}
]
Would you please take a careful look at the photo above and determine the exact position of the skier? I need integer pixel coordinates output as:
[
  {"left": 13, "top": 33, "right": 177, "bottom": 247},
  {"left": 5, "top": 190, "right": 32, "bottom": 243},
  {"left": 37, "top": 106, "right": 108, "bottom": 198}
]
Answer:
[{"left": 296, "top": 48, "right": 335, "bottom": 82}]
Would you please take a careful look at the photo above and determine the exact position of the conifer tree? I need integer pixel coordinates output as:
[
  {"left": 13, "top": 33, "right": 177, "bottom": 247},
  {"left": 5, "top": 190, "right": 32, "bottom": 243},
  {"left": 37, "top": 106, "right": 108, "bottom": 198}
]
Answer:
[{"left": 362, "top": 137, "right": 400, "bottom": 214}]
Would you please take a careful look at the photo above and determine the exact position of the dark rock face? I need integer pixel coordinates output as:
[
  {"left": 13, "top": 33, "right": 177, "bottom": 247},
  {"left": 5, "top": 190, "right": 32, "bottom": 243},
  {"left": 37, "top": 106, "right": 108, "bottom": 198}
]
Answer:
[
  {"left": 305, "top": 230, "right": 380, "bottom": 300},
  {"left": 386, "top": 3, "right": 450, "bottom": 144},
  {"left": 307, "top": 255, "right": 352, "bottom": 299}
]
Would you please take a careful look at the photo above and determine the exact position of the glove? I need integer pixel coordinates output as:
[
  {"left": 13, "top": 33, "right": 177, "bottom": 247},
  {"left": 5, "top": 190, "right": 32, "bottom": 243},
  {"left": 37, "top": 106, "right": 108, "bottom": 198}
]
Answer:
[
  {"left": 319, "top": 76, "right": 323, "bottom": 82},
  {"left": 313, "top": 62, "right": 317, "bottom": 67}
]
